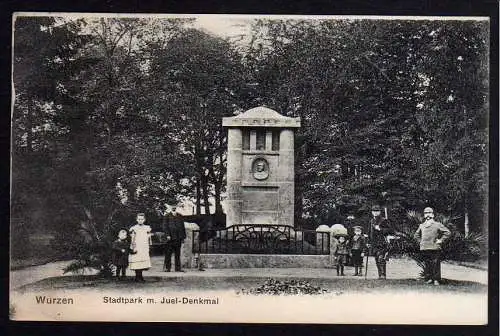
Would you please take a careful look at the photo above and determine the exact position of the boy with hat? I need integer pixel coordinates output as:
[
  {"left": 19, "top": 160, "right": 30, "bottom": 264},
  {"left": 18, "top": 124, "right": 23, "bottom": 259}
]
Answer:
[
  {"left": 350, "top": 226, "right": 367, "bottom": 276},
  {"left": 414, "top": 207, "right": 451, "bottom": 285},
  {"left": 333, "top": 234, "right": 349, "bottom": 276}
]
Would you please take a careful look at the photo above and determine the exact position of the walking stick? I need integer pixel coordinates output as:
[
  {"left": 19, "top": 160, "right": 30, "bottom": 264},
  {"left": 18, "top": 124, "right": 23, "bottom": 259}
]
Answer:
[{"left": 365, "top": 222, "right": 373, "bottom": 279}]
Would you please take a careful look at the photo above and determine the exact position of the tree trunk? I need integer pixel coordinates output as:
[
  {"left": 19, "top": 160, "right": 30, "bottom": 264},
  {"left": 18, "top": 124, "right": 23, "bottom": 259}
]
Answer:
[
  {"left": 213, "top": 177, "right": 223, "bottom": 215},
  {"left": 294, "top": 181, "right": 303, "bottom": 228},
  {"left": 195, "top": 177, "right": 201, "bottom": 215},
  {"left": 209, "top": 160, "right": 224, "bottom": 215},
  {"left": 201, "top": 172, "right": 210, "bottom": 215},
  {"left": 214, "top": 135, "right": 225, "bottom": 215},
  {"left": 26, "top": 106, "right": 33, "bottom": 153},
  {"left": 464, "top": 209, "right": 469, "bottom": 237},
  {"left": 294, "top": 151, "right": 304, "bottom": 228}
]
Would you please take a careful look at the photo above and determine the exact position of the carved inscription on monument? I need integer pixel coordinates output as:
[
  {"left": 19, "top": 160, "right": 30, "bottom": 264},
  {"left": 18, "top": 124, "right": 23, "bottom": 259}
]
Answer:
[{"left": 242, "top": 186, "right": 278, "bottom": 211}]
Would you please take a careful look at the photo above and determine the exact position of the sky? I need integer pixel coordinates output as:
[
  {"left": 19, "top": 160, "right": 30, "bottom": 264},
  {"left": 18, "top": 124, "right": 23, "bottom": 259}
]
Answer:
[{"left": 191, "top": 16, "right": 252, "bottom": 39}]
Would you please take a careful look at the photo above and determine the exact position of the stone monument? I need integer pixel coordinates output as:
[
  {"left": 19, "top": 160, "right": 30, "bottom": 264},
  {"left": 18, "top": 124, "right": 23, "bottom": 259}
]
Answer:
[{"left": 222, "top": 107, "right": 301, "bottom": 227}]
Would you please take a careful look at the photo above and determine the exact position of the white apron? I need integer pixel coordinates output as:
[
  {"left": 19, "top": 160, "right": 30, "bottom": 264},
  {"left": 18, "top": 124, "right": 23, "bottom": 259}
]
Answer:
[{"left": 128, "top": 224, "right": 152, "bottom": 270}]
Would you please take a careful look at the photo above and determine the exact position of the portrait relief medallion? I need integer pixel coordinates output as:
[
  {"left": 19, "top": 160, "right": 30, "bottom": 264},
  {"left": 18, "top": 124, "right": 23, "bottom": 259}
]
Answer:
[{"left": 252, "top": 158, "right": 269, "bottom": 180}]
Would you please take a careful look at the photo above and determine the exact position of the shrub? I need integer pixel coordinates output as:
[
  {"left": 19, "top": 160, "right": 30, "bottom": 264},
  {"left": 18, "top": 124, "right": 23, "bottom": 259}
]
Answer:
[
  {"left": 62, "top": 217, "right": 118, "bottom": 277},
  {"left": 392, "top": 211, "right": 486, "bottom": 276}
]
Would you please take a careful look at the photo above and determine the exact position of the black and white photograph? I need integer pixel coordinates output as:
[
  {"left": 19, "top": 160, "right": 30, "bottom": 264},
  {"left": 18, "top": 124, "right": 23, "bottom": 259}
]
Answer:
[{"left": 9, "top": 13, "right": 490, "bottom": 324}]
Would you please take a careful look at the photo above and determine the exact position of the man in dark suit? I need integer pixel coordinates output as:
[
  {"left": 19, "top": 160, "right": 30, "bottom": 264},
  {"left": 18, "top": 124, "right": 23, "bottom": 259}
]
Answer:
[
  {"left": 367, "top": 205, "right": 393, "bottom": 279},
  {"left": 163, "top": 205, "right": 187, "bottom": 272}
]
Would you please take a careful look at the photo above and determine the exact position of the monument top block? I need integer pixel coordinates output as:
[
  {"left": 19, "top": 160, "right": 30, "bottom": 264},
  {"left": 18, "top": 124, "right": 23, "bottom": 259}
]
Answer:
[{"left": 222, "top": 106, "right": 301, "bottom": 128}]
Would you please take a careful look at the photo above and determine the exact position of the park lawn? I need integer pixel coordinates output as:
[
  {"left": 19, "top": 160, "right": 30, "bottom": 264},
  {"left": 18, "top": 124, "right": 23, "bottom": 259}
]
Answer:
[{"left": 15, "top": 274, "right": 487, "bottom": 295}]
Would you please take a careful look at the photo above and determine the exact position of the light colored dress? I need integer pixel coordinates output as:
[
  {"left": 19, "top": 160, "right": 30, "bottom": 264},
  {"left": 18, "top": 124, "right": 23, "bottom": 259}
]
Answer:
[{"left": 129, "top": 224, "right": 152, "bottom": 270}]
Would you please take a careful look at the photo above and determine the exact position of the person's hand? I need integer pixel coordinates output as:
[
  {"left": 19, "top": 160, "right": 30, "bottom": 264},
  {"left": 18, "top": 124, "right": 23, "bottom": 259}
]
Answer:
[
  {"left": 121, "top": 249, "right": 125, "bottom": 253},
  {"left": 361, "top": 253, "right": 365, "bottom": 257},
  {"left": 366, "top": 243, "right": 371, "bottom": 248},
  {"left": 166, "top": 235, "right": 171, "bottom": 241}
]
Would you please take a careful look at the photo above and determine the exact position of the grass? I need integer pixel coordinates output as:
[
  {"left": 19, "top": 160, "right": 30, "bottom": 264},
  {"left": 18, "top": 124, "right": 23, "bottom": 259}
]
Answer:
[
  {"left": 11, "top": 233, "right": 66, "bottom": 270},
  {"left": 10, "top": 256, "right": 70, "bottom": 271},
  {"left": 444, "top": 258, "right": 488, "bottom": 271},
  {"left": 16, "top": 274, "right": 487, "bottom": 295}
]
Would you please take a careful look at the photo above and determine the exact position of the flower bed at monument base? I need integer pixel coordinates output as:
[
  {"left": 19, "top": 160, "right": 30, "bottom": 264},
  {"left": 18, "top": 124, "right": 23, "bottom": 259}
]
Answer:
[{"left": 238, "top": 278, "right": 330, "bottom": 295}]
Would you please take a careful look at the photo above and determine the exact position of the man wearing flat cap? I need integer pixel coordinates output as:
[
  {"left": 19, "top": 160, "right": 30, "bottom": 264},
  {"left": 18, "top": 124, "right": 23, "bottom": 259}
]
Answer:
[
  {"left": 367, "top": 205, "right": 392, "bottom": 279},
  {"left": 414, "top": 207, "right": 451, "bottom": 285}
]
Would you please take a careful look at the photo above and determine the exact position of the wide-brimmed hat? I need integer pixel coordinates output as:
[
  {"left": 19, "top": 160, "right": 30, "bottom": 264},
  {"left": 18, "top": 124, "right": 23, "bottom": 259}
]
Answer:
[
  {"left": 371, "top": 205, "right": 382, "bottom": 211},
  {"left": 330, "top": 224, "right": 348, "bottom": 236},
  {"left": 353, "top": 225, "right": 363, "bottom": 231}
]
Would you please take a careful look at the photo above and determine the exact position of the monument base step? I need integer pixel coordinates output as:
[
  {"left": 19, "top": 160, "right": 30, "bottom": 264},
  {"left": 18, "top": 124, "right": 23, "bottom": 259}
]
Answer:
[{"left": 197, "top": 254, "right": 331, "bottom": 268}]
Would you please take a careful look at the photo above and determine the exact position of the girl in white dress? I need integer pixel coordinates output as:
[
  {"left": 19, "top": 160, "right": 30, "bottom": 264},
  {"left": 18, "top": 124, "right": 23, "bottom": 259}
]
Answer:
[{"left": 129, "top": 213, "right": 152, "bottom": 282}]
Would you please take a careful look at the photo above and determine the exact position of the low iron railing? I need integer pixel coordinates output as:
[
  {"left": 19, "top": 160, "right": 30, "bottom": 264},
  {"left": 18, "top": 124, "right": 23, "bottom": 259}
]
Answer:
[{"left": 192, "top": 224, "right": 330, "bottom": 255}]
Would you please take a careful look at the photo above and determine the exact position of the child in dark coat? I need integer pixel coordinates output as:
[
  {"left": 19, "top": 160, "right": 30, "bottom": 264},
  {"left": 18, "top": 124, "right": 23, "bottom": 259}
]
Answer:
[
  {"left": 350, "top": 226, "right": 367, "bottom": 276},
  {"left": 112, "top": 229, "right": 130, "bottom": 279},
  {"left": 334, "top": 235, "right": 349, "bottom": 276}
]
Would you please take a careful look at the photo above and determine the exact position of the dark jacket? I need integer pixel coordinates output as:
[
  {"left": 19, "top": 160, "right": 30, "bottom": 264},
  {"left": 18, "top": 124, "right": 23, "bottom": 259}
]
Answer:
[
  {"left": 369, "top": 216, "right": 392, "bottom": 248},
  {"left": 350, "top": 234, "right": 367, "bottom": 252},
  {"left": 334, "top": 240, "right": 350, "bottom": 255},
  {"left": 163, "top": 215, "right": 187, "bottom": 242},
  {"left": 112, "top": 239, "right": 130, "bottom": 267}
]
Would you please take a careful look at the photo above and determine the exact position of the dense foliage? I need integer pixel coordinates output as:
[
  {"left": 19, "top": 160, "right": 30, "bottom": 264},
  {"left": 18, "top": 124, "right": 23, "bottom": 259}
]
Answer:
[{"left": 12, "top": 17, "right": 489, "bottom": 266}]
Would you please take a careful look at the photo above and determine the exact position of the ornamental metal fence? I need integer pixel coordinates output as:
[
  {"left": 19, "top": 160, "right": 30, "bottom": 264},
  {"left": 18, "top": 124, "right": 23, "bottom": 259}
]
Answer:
[{"left": 192, "top": 224, "right": 330, "bottom": 255}]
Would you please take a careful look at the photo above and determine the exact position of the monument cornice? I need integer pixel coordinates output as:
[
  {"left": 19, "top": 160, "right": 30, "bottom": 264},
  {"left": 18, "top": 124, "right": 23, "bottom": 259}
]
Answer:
[
  {"left": 223, "top": 106, "right": 301, "bottom": 128},
  {"left": 242, "top": 151, "right": 280, "bottom": 156}
]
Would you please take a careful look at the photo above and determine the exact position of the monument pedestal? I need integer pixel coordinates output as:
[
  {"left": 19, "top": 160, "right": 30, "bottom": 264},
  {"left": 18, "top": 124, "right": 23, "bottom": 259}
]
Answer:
[{"left": 223, "top": 106, "right": 300, "bottom": 227}]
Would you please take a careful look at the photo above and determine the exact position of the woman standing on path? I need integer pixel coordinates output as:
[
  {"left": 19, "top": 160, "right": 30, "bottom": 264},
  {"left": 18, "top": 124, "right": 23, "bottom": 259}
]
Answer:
[{"left": 129, "top": 213, "right": 152, "bottom": 282}]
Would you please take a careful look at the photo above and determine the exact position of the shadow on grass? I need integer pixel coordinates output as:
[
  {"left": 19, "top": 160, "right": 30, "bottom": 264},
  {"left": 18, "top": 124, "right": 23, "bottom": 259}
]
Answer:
[{"left": 16, "top": 275, "right": 487, "bottom": 295}]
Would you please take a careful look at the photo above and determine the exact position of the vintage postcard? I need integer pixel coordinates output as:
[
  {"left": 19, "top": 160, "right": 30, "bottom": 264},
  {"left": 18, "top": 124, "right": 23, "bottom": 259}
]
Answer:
[{"left": 10, "top": 13, "right": 490, "bottom": 324}]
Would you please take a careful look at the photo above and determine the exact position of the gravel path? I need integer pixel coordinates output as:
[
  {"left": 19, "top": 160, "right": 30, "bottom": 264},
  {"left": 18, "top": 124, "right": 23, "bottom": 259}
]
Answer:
[{"left": 10, "top": 256, "right": 488, "bottom": 290}]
